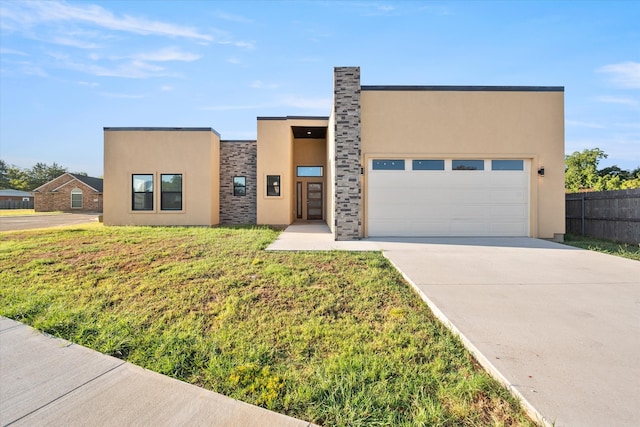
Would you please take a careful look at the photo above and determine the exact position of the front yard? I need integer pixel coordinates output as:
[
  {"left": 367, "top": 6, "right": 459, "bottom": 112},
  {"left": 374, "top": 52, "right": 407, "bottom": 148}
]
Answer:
[{"left": 0, "top": 225, "right": 534, "bottom": 426}]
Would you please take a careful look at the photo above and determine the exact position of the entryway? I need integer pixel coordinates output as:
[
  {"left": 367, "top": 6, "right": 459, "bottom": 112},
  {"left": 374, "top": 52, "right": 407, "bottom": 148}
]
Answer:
[{"left": 297, "top": 182, "right": 323, "bottom": 220}]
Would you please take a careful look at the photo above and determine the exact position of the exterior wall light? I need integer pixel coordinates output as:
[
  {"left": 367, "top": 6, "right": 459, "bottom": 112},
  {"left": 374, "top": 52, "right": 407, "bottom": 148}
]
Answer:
[{"left": 538, "top": 167, "right": 545, "bottom": 176}]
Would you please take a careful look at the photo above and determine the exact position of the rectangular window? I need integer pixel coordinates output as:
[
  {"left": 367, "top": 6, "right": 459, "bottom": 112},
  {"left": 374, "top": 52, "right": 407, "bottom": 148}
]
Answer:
[
  {"left": 132, "top": 174, "right": 153, "bottom": 211},
  {"left": 233, "top": 176, "right": 246, "bottom": 196},
  {"left": 492, "top": 160, "right": 524, "bottom": 171},
  {"left": 372, "top": 160, "right": 405, "bottom": 170},
  {"left": 161, "top": 174, "right": 182, "bottom": 210},
  {"left": 71, "top": 189, "right": 83, "bottom": 209},
  {"left": 412, "top": 160, "right": 445, "bottom": 171},
  {"left": 297, "top": 166, "right": 324, "bottom": 177},
  {"left": 266, "top": 175, "right": 281, "bottom": 196},
  {"left": 452, "top": 160, "right": 485, "bottom": 170}
]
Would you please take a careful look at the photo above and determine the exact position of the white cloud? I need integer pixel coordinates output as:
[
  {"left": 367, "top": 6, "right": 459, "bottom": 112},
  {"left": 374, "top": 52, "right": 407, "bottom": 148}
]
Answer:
[
  {"left": 99, "top": 91, "right": 145, "bottom": 99},
  {"left": 595, "top": 95, "right": 639, "bottom": 108},
  {"left": 50, "top": 36, "right": 100, "bottom": 49},
  {"left": 16, "top": 1, "right": 213, "bottom": 42},
  {"left": 0, "top": 48, "right": 29, "bottom": 56},
  {"left": 216, "top": 11, "right": 253, "bottom": 24},
  {"left": 227, "top": 57, "right": 241, "bottom": 65},
  {"left": 597, "top": 62, "right": 640, "bottom": 89},
  {"left": 130, "top": 47, "right": 200, "bottom": 62},
  {"left": 565, "top": 120, "right": 605, "bottom": 129},
  {"left": 78, "top": 81, "right": 99, "bottom": 87},
  {"left": 160, "top": 85, "right": 173, "bottom": 91},
  {"left": 250, "top": 80, "right": 279, "bottom": 89}
]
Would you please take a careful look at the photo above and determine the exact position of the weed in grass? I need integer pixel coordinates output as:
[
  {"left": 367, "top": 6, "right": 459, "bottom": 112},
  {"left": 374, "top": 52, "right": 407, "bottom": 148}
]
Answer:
[{"left": 0, "top": 226, "right": 535, "bottom": 426}]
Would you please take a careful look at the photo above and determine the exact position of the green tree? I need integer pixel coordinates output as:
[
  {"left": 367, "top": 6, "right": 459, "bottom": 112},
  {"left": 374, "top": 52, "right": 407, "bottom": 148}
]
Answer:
[
  {"left": 565, "top": 148, "right": 607, "bottom": 192},
  {"left": 26, "top": 162, "right": 67, "bottom": 190},
  {"left": 0, "top": 160, "right": 9, "bottom": 189}
]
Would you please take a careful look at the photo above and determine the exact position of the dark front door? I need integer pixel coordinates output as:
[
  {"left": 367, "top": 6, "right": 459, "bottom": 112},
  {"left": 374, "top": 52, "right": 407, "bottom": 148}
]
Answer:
[{"left": 307, "top": 182, "right": 323, "bottom": 220}]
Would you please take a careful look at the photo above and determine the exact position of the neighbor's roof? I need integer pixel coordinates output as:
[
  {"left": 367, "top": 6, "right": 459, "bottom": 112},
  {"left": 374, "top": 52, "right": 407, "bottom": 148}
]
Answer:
[
  {"left": 0, "top": 189, "right": 34, "bottom": 197},
  {"left": 70, "top": 173, "right": 103, "bottom": 192}
]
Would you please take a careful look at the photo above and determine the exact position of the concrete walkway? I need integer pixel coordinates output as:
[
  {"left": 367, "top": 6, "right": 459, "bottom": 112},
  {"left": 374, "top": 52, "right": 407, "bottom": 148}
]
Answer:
[
  {"left": 0, "top": 317, "right": 316, "bottom": 427},
  {"left": 267, "top": 224, "right": 640, "bottom": 427}
]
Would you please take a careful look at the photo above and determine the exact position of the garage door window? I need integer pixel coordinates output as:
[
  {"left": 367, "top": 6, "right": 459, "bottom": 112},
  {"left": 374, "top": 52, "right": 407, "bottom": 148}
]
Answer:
[
  {"left": 453, "top": 160, "right": 484, "bottom": 170},
  {"left": 413, "top": 160, "right": 445, "bottom": 171},
  {"left": 491, "top": 160, "right": 524, "bottom": 170},
  {"left": 372, "top": 160, "right": 405, "bottom": 170}
]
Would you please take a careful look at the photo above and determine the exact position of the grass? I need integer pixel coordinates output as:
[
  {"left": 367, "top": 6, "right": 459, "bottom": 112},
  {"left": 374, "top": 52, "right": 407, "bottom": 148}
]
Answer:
[
  {"left": 0, "top": 225, "right": 535, "bottom": 426},
  {"left": 0, "top": 209, "right": 63, "bottom": 216},
  {"left": 563, "top": 234, "right": 640, "bottom": 261}
]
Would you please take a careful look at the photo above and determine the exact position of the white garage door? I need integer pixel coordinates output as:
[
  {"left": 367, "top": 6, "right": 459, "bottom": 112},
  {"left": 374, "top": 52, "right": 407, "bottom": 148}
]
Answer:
[{"left": 367, "top": 159, "right": 530, "bottom": 237}]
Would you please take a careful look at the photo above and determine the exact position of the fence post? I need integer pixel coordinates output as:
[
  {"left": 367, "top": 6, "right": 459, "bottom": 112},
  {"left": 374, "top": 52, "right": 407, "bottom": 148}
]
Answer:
[{"left": 581, "top": 192, "right": 585, "bottom": 236}]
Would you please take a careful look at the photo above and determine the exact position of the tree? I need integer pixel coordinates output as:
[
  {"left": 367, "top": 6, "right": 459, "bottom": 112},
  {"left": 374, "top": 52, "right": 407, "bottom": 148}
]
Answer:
[
  {"left": 565, "top": 148, "right": 607, "bottom": 192},
  {"left": 0, "top": 160, "right": 9, "bottom": 189},
  {"left": 26, "top": 162, "right": 68, "bottom": 190}
]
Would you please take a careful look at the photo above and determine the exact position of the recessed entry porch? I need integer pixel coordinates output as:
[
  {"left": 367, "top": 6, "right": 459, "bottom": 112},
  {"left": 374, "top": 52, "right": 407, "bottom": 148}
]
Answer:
[{"left": 292, "top": 126, "right": 327, "bottom": 223}]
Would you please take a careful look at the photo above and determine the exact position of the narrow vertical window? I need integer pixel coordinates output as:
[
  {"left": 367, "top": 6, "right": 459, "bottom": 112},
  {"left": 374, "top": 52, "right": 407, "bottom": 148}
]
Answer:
[
  {"left": 132, "top": 174, "right": 153, "bottom": 211},
  {"left": 71, "top": 188, "right": 83, "bottom": 209},
  {"left": 233, "top": 176, "right": 246, "bottom": 196},
  {"left": 161, "top": 174, "right": 182, "bottom": 211},
  {"left": 266, "top": 175, "right": 281, "bottom": 196}
]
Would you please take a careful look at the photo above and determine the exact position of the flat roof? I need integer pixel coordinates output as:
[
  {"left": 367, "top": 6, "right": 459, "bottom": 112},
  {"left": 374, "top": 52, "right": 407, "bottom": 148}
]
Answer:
[
  {"left": 361, "top": 85, "right": 564, "bottom": 92},
  {"left": 257, "top": 116, "right": 329, "bottom": 121},
  {"left": 104, "top": 127, "right": 221, "bottom": 137},
  {"left": 220, "top": 140, "right": 257, "bottom": 143}
]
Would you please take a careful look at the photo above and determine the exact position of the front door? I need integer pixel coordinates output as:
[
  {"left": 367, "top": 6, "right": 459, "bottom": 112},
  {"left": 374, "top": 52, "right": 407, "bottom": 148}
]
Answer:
[{"left": 307, "top": 182, "right": 323, "bottom": 220}]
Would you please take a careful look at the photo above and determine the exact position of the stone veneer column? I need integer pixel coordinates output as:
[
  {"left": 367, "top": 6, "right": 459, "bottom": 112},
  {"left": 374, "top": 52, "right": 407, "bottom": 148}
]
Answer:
[{"left": 333, "top": 67, "right": 362, "bottom": 240}]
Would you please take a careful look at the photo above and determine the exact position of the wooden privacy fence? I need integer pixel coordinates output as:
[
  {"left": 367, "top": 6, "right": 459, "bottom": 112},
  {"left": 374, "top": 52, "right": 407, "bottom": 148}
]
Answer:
[
  {"left": 566, "top": 189, "right": 640, "bottom": 244},
  {"left": 0, "top": 200, "right": 34, "bottom": 209}
]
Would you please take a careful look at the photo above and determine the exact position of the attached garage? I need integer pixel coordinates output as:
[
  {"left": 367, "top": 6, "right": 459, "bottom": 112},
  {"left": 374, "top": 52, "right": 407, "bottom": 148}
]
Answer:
[{"left": 367, "top": 158, "right": 530, "bottom": 237}]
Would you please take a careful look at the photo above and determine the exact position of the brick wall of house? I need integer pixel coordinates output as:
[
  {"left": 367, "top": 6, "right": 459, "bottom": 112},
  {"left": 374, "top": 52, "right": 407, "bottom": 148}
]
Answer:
[
  {"left": 333, "top": 66, "right": 362, "bottom": 240},
  {"left": 219, "top": 140, "right": 257, "bottom": 224},
  {"left": 34, "top": 174, "right": 103, "bottom": 212}
]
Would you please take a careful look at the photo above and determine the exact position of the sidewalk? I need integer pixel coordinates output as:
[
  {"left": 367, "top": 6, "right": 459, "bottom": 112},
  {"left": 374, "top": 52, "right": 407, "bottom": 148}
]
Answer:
[{"left": 0, "top": 317, "right": 316, "bottom": 427}]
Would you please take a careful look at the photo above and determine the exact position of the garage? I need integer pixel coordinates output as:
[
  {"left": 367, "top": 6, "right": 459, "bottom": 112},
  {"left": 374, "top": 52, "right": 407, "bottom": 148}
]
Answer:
[{"left": 367, "top": 159, "right": 530, "bottom": 237}]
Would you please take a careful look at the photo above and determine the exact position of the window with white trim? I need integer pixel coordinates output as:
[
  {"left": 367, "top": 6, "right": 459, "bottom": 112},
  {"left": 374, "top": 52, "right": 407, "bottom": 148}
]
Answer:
[{"left": 71, "top": 188, "right": 83, "bottom": 209}]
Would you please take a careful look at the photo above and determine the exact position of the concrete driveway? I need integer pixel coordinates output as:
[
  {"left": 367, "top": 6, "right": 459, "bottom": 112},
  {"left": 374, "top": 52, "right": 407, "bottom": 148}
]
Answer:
[
  {"left": 379, "top": 237, "right": 640, "bottom": 427},
  {"left": 269, "top": 226, "right": 640, "bottom": 427},
  {"left": 0, "top": 213, "right": 100, "bottom": 232}
]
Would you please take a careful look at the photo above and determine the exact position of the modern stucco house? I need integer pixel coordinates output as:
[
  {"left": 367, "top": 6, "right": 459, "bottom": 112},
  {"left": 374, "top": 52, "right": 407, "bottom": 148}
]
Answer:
[
  {"left": 104, "top": 66, "right": 565, "bottom": 241},
  {"left": 34, "top": 173, "right": 103, "bottom": 212}
]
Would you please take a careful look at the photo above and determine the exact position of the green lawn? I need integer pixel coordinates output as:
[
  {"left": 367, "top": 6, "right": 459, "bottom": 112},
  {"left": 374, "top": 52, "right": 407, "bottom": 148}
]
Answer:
[
  {"left": 0, "top": 209, "right": 62, "bottom": 216},
  {"left": 563, "top": 234, "right": 640, "bottom": 261},
  {"left": 0, "top": 225, "right": 534, "bottom": 426}
]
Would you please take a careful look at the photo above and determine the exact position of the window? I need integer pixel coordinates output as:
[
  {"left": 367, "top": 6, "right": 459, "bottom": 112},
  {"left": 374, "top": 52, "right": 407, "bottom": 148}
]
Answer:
[
  {"left": 413, "top": 160, "right": 445, "bottom": 171},
  {"left": 492, "top": 160, "right": 524, "bottom": 171},
  {"left": 132, "top": 174, "right": 153, "bottom": 211},
  {"left": 297, "top": 166, "right": 324, "bottom": 177},
  {"left": 161, "top": 174, "right": 182, "bottom": 211},
  {"left": 71, "top": 188, "right": 83, "bottom": 209},
  {"left": 266, "top": 175, "right": 281, "bottom": 196},
  {"left": 372, "top": 160, "right": 405, "bottom": 170},
  {"left": 453, "top": 160, "right": 484, "bottom": 170},
  {"left": 233, "top": 176, "right": 246, "bottom": 196}
]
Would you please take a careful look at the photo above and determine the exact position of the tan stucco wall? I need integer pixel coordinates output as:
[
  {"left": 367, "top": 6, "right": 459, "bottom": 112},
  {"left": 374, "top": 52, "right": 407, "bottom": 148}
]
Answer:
[
  {"left": 256, "top": 118, "right": 328, "bottom": 225},
  {"left": 360, "top": 89, "right": 565, "bottom": 239},
  {"left": 103, "top": 129, "right": 219, "bottom": 226}
]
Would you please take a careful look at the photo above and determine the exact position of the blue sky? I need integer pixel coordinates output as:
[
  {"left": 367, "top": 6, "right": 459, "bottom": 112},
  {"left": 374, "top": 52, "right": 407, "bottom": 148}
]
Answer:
[{"left": 1, "top": 0, "right": 638, "bottom": 177}]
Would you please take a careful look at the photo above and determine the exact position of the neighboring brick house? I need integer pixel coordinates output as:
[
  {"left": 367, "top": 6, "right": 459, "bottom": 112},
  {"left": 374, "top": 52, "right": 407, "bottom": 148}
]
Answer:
[{"left": 34, "top": 173, "right": 103, "bottom": 212}]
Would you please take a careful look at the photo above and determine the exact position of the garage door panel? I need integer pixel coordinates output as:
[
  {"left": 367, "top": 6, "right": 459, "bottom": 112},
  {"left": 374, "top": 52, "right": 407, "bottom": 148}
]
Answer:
[{"left": 368, "top": 159, "right": 530, "bottom": 237}]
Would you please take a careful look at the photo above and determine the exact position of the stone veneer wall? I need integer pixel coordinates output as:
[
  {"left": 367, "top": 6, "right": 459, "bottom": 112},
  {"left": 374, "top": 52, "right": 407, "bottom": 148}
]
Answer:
[
  {"left": 333, "top": 67, "right": 362, "bottom": 240},
  {"left": 219, "top": 140, "right": 257, "bottom": 224}
]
